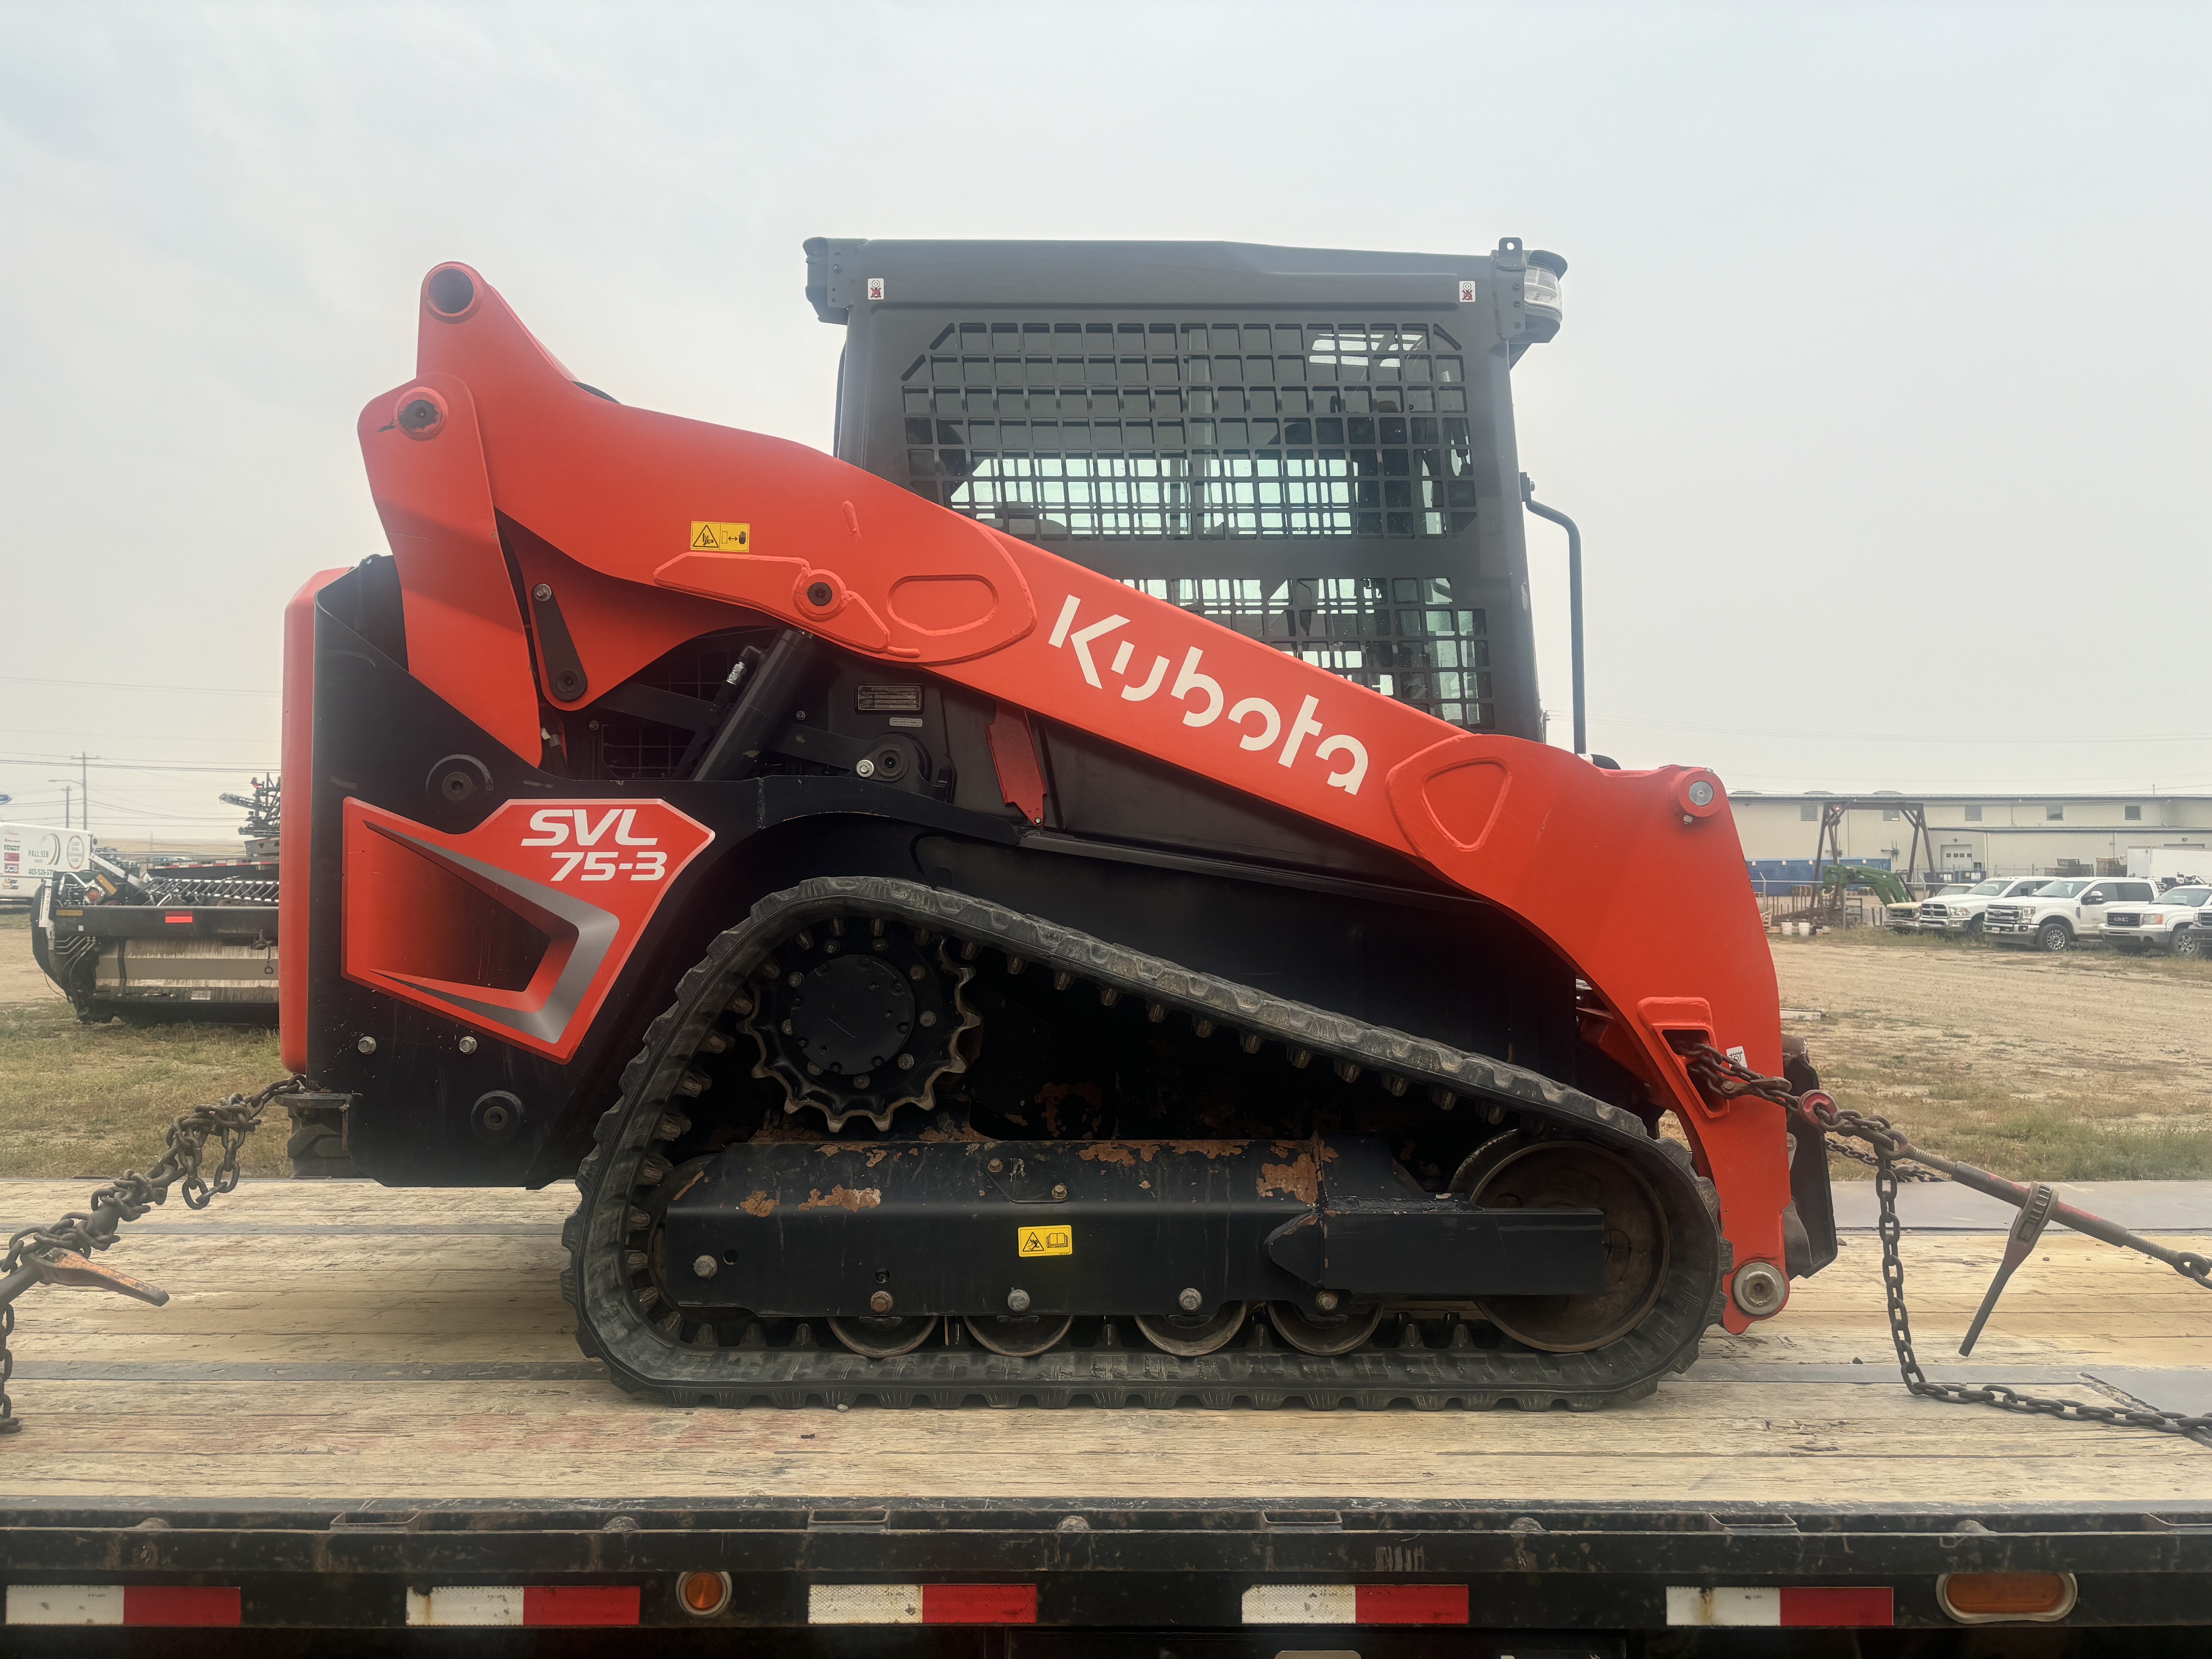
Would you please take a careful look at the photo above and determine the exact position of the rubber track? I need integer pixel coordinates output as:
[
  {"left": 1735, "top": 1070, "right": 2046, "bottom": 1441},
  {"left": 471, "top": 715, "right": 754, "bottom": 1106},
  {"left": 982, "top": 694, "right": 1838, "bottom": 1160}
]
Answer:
[{"left": 560, "top": 877, "right": 1729, "bottom": 1410}]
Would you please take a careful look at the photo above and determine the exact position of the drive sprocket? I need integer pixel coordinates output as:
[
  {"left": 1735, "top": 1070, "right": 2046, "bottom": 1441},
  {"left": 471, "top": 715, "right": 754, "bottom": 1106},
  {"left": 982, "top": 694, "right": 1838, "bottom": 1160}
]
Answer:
[{"left": 735, "top": 918, "right": 981, "bottom": 1132}]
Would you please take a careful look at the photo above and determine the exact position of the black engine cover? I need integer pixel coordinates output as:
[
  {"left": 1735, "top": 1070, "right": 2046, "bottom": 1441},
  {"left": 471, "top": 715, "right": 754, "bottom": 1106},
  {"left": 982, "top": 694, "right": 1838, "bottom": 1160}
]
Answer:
[{"left": 661, "top": 1135, "right": 1603, "bottom": 1318}]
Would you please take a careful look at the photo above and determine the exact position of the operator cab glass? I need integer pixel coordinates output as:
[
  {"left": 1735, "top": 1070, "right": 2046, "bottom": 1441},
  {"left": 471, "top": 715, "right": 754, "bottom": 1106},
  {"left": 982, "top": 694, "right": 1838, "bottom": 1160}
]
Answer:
[{"left": 808, "top": 237, "right": 1563, "bottom": 741}]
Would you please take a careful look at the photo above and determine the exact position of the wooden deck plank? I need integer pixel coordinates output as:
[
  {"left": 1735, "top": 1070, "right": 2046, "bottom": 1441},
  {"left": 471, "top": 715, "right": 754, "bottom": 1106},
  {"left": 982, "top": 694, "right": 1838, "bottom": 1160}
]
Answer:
[{"left": 0, "top": 1182, "right": 2204, "bottom": 1509}]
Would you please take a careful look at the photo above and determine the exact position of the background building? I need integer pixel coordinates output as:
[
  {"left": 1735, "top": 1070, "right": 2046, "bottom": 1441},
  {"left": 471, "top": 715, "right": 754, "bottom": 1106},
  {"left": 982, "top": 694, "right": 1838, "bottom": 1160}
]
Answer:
[{"left": 1731, "top": 792, "right": 2212, "bottom": 880}]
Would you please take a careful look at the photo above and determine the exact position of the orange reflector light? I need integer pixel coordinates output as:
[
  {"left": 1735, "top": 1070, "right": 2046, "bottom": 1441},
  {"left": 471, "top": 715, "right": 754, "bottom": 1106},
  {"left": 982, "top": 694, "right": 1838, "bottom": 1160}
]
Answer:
[
  {"left": 678, "top": 1571, "right": 731, "bottom": 1617},
  {"left": 1938, "top": 1571, "right": 2076, "bottom": 1623}
]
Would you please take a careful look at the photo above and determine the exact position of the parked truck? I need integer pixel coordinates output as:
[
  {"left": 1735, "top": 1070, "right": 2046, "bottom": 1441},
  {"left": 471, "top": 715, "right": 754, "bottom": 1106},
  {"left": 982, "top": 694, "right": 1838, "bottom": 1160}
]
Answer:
[
  {"left": 1915, "top": 874, "right": 2053, "bottom": 935},
  {"left": 2101, "top": 882, "right": 2208, "bottom": 955},
  {"left": 1981, "top": 876, "right": 2161, "bottom": 952}
]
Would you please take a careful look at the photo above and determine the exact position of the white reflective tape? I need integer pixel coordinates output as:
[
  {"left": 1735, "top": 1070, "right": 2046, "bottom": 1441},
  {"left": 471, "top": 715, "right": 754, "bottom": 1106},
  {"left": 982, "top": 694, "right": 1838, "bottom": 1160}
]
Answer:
[
  {"left": 7, "top": 1586, "right": 124, "bottom": 1626},
  {"left": 407, "top": 1587, "right": 524, "bottom": 1627},
  {"left": 1666, "top": 1586, "right": 1780, "bottom": 1627},
  {"left": 810, "top": 1585, "right": 923, "bottom": 1624},
  {"left": 1243, "top": 1585, "right": 1357, "bottom": 1624}
]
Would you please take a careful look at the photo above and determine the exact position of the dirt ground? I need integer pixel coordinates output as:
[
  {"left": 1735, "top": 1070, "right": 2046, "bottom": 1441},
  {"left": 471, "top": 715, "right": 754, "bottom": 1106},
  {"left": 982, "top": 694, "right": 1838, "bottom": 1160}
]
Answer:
[
  {"left": 0, "top": 908, "right": 61, "bottom": 1005},
  {"left": 1, "top": 909, "right": 2205, "bottom": 1183},
  {"left": 1774, "top": 932, "right": 2212, "bottom": 1180},
  {"left": 0, "top": 910, "right": 287, "bottom": 1179}
]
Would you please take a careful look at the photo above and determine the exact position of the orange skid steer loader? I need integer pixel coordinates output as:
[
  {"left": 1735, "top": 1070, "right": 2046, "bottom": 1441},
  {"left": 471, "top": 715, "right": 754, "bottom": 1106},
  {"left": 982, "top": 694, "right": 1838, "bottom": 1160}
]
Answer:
[{"left": 277, "top": 241, "right": 1827, "bottom": 1408}]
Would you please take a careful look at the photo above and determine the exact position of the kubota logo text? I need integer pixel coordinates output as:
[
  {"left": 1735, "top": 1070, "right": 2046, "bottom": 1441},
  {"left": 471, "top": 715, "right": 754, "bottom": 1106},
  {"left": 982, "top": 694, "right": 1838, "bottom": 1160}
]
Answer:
[
  {"left": 1047, "top": 595, "right": 1370, "bottom": 794},
  {"left": 519, "top": 807, "right": 669, "bottom": 882}
]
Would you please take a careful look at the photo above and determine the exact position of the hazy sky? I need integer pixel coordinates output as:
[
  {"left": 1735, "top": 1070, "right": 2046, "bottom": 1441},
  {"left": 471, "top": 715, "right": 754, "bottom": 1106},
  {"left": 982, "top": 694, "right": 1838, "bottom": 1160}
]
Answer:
[{"left": 2, "top": 1, "right": 2207, "bottom": 842}]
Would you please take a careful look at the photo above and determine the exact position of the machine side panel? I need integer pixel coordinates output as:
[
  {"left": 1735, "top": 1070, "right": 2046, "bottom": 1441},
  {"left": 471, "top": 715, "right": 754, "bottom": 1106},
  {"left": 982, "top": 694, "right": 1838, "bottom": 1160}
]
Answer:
[{"left": 279, "top": 567, "right": 348, "bottom": 1074}]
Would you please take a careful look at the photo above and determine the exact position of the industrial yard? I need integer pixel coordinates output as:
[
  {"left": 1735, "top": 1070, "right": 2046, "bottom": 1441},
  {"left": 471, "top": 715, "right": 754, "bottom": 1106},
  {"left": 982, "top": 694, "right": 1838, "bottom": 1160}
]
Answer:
[
  {"left": 3, "top": 904, "right": 2203, "bottom": 1184},
  {"left": 1777, "top": 933, "right": 2212, "bottom": 1178}
]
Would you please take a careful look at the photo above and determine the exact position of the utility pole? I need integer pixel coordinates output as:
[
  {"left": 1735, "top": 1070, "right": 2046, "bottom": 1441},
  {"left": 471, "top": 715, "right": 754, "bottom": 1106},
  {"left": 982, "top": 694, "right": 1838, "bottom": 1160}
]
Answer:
[
  {"left": 76, "top": 753, "right": 92, "bottom": 836},
  {"left": 47, "top": 780, "right": 75, "bottom": 829}
]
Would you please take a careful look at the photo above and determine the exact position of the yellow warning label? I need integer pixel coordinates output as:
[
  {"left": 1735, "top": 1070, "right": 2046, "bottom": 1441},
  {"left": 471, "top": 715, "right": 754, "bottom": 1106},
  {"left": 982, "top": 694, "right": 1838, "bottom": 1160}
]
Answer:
[
  {"left": 689, "top": 520, "right": 752, "bottom": 552},
  {"left": 1017, "top": 1226, "right": 1073, "bottom": 1258}
]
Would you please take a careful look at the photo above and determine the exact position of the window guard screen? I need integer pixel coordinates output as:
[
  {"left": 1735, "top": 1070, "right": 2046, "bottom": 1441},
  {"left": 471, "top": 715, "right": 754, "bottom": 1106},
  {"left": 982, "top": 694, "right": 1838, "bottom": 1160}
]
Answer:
[
  {"left": 1121, "top": 575, "right": 1491, "bottom": 729},
  {"left": 899, "top": 320, "right": 1479, "bottom": 540}
]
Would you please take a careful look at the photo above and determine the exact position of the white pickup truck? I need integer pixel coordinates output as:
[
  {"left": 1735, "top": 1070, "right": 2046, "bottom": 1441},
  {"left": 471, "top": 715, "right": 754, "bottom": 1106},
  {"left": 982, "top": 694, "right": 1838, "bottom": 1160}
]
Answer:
[
  {"left": 1980, "top": 876, "right": 2160, "bottom": 952},
  {"left": 2100, "top": 882, "right": 2209, "bottom": 956},
  {"left": 1914, "top": 875, "right": 2052, "bottom": 936}
]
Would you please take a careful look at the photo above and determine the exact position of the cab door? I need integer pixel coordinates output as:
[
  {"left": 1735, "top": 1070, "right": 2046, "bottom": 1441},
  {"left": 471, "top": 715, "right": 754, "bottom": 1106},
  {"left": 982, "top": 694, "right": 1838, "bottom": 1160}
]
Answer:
[{"left": 2078, "top": 883, "right": 2116, "bottom": 933}]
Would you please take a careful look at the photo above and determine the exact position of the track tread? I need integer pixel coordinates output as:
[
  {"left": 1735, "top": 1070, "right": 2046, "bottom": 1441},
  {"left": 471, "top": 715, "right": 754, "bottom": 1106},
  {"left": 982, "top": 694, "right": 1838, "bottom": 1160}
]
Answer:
[{"left": 560, "top": 877, "right": 1726, "bottom": 1411}]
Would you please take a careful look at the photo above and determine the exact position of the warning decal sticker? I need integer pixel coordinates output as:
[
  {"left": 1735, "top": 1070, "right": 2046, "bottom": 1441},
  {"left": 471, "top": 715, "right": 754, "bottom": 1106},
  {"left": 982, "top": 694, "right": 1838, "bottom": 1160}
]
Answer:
[
  {"left": 689, "top": 520, "right": 752, "bottom": 552},
  {"left": 1017, "top": 1226, "right": 1073, "bottom": 1258}
]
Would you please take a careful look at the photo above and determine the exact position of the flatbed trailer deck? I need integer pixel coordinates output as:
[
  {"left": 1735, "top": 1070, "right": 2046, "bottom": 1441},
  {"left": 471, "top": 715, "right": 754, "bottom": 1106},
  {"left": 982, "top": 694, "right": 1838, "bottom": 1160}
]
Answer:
[{"left": 0, "top": 1179, "right": 2207, "bottom": 1649}]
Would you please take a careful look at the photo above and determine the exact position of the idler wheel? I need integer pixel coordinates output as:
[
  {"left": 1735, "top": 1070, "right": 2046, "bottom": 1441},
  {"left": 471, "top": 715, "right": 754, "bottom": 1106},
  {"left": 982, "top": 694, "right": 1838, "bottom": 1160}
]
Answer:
[
  {"left": 1470, "top": 1139, "right": 1671, "bottom": 1353},
  {"left": 1135, "top": 1302, "right": 1247, "bottom": 1357},
  {"left": 1267, "top": 1300, "right": 1382, "bottom": 1357},
  {"left": 827, "top": 1314, "right": 939, "bottom": 1358},
  {"left": 963, "top": 1313, "right": 1073, "bottom": 1357}
]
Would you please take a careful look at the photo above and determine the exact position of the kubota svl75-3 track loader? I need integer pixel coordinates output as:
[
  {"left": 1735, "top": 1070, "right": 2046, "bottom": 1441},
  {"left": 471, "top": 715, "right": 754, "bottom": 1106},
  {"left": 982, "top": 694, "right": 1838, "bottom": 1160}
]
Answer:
[{"left": 280, "top": 239, "right": 1834, "bottom": 1408}]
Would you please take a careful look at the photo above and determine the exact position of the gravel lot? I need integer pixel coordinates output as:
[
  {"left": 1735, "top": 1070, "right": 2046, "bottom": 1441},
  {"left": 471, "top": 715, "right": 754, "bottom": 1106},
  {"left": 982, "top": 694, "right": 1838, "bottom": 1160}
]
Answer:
[
  {"left": 0, "top": 908, "right": 60, "bottom": 1005},
  {"left": 1774, "top": 932, "right": 2212, "bottom": 1179},
  {"left": 2, "top": 910, "right": 2202, "bottom": 1182}
]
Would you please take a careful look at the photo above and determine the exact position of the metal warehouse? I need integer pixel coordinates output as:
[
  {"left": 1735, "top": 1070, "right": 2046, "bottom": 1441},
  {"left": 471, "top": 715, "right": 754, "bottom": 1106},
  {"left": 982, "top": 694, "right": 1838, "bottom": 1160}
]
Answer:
[{"left": 1730, "top": 791, "right": 2212, "bottom": 878}]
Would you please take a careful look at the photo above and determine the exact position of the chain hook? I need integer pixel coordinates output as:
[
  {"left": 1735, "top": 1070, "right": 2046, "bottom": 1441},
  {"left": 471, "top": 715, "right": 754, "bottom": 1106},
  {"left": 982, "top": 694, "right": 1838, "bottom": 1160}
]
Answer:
[
  {"left": 1671, "top": 1040, "right": 2209, "bottom": 1437},
  {"left": 0, "top": 1074, "right": 311, "bottom": 1432}
]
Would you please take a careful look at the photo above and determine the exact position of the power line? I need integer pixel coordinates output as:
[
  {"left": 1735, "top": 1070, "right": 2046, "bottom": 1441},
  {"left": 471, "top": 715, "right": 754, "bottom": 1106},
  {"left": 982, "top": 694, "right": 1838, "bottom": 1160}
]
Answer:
[
  {"left": 0, "top": 673, "right": 275, "bottom": 697},
  {"left": 4, "top": 726, "right": 282, "bottom": 745},
  {"left": 0, "top": 753, "right": 277, "bottom": 774}
]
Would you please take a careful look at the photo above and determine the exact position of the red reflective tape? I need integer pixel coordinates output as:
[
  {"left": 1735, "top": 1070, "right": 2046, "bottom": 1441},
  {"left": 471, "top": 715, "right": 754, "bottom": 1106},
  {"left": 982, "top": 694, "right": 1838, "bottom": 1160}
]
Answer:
[
  {"left": 163, "top": 914, "right": 194, "bottom": 924},
  {"left": 1780, "top": 1587, "right": 1893, "bottom": 1628},
  {"left": 520, "top": 1585, "right": 640, "bottom": 1626},
  {"left": 1353, "top": 1585, "right": 1468, "bottom": 1625},
  {"left": 122, "top": 1587, "right": 240, "bottom": 1627},
  {"left": 920, "top": 1585, "right": 1037, "bottom": 1625}
]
